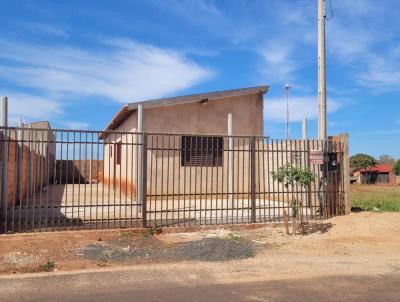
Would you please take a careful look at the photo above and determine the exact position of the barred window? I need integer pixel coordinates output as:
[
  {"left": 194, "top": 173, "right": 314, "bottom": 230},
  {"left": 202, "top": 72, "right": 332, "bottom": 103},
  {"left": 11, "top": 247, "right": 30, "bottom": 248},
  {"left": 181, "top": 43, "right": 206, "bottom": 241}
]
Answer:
[
  {"left": 115, "top": 142, "right": 122, "bottom": 165},
  {"left": 181, "top": 136, "right": 223, "bottom": 167}
]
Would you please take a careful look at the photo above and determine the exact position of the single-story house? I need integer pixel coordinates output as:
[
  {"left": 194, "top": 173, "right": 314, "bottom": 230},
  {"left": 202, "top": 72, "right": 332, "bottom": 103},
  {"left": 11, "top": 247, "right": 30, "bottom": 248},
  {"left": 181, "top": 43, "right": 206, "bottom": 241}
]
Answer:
[
  {"left": 100, "top": 85, "right": 268, "bottom": 198},
  {"left": 357, "top": 164, "right": 396, "bottom": 185}
]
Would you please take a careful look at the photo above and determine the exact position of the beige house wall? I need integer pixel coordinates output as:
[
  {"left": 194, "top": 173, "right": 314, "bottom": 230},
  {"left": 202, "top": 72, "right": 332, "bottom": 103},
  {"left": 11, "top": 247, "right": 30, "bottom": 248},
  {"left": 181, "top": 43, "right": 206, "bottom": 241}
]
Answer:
[{"left": 103, "top": 94, "right": 264, "bottom": 200}]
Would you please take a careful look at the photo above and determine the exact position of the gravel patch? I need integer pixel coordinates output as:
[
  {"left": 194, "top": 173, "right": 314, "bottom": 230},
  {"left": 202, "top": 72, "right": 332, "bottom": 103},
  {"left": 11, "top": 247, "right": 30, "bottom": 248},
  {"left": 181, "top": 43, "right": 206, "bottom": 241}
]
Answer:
[
  {"left": 79, "top": 243, "right": 144, "bottom": 262},
  {"left": 79, "top": 236, "right": 257, "bottom": 263},
  {"left": 168, "top": 237, "right": 255, "bottom": 262},
  {"left": 3, "top": 252, "right": 39, "bottom": 267}
]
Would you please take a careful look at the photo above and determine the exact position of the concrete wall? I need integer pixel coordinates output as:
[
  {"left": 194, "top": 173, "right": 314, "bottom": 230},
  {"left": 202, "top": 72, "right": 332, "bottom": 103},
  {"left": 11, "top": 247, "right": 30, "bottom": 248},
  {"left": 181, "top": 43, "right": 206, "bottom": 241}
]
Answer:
[{"left": 56, "top": 160, "right": 104, "bottom": 184}]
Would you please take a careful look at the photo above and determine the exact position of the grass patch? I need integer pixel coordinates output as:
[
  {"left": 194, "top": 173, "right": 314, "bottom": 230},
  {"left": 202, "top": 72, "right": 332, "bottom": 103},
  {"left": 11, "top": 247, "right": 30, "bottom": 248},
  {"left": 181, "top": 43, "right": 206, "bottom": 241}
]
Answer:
[
  {"left": 39, "top": 260, "right": 55, "bottom": 272},
  {"left": 227, "top": 233, "right": 244, "bottom": 242},
  {"left": 351, "top": 184, "right": 400, "bottom": 212}
]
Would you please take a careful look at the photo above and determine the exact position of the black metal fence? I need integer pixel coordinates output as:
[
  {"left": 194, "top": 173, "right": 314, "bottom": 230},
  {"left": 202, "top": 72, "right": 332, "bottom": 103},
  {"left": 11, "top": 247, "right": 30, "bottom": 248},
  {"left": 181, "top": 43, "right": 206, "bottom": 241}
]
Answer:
[{"left": 0, "top": 127, "right": 346, "bottom": 233}]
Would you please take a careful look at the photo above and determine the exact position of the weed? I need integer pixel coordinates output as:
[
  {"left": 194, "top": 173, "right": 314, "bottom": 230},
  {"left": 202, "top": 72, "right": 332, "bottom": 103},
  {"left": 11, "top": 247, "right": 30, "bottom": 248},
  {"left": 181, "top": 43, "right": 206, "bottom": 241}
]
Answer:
[
  {"left": 97, "top": 252, "right": 110, "bottom": 262},
  {"left": 39, "top": 260, "right": 55, "bottom": 272},
  {"left": 120, "top": 231, "right": 133, "bottom": 239},
  {"left": 143, "top": 227, "right": 161, "bottom": 238},
  {"left": 228, "top": 233, "right": 243, "bottom": 242},
  {"left": 245, "top": 250, "right": 255, "bottom": 258}
]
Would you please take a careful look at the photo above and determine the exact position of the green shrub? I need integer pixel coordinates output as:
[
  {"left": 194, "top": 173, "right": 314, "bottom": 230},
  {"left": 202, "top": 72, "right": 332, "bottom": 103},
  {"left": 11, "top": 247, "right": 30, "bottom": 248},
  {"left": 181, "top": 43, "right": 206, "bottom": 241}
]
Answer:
[
  {"left": 40, "top": 260, "right": 55, "bottom": 272},
  {"left": 272, "top": 164, "right": 315, "bottom": 187}
]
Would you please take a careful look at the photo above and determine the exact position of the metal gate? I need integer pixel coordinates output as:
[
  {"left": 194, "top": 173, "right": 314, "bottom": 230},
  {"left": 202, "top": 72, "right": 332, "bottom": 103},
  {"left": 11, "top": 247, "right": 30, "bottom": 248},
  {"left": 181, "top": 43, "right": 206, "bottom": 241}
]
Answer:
[{"left": 0, "top": 126, "right": 347, "bottom": 233}]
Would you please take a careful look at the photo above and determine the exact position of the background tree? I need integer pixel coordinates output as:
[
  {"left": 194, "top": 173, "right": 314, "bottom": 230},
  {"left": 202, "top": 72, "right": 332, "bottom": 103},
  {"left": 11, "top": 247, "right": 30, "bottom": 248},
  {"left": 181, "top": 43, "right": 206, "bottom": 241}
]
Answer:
[
  {"left": 349, "top": 153, "right": 376, "bottom": 184},
  {"left": 350, "top": 153, "right": 377, "bottom": 171},
  {"left": 394, "top": 160, "right": 400, "bottom": 176},
  {"left": 377, "top": 154, "right": 396, "bottom": 165}
]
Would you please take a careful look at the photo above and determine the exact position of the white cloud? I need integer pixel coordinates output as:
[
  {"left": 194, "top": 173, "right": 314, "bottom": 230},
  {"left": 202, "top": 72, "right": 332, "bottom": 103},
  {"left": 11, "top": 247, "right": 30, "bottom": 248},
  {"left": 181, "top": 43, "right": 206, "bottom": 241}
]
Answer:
[
  {"left": 357, "top": 54, "right": 400, "bottom": 90},
  {"left": 333, "top": 0, "right": 380, "bottom": 17},
  {"left": 259, "top": 43, "right": 296, "bottom": 83},
  {"left": 264, "top": 96, "right": 342, "bottom": 123},
  {"left": 61, "top": 120, "right": 90, "bottom": 129},
  {"left": 375, "top": 129, "right": 400, "bottom": 135},
  {"left": 327, "top": 23, "right": 374, "bottom": 63},
  {"left": 22, "top": 22, "right": 68, "bottom": 38},
  {"left": 0, "top": 39, "right": 213, "bottom": 103}
]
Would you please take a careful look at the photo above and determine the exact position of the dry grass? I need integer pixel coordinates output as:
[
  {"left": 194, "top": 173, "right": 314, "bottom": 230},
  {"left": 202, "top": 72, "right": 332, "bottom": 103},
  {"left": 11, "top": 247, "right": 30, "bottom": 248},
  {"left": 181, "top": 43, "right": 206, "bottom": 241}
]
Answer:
[{"left": 351, "top": 184, "right": 400, "bottom": 212}]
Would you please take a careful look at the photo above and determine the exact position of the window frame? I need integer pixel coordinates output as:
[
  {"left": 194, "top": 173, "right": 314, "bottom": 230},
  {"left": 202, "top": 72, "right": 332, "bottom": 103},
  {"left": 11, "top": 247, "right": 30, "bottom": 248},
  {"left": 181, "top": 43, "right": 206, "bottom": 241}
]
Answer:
[
  {"left": 181, "top": 136, "right": 223, "bottom": 167},
  {"left": 115, "top": 142, "right": 122, "bottom": 165}
]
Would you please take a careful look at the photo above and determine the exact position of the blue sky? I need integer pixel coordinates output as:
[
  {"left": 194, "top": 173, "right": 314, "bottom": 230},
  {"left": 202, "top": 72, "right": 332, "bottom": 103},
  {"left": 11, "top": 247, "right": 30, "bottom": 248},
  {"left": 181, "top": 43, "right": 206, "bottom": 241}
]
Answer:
[{"left": 0, "top": 0, "right": 399, "bottom": 158}]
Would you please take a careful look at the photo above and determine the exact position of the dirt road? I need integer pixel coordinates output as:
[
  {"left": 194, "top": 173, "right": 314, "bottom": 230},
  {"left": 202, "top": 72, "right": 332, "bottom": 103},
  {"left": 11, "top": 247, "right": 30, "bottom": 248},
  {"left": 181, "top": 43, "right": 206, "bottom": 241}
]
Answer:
[
  {"left": 1, "top": 211, "right": 400, "bottom": 301},
  {"left": 1, "top": 272, "right": 399, "bottom": 302}
]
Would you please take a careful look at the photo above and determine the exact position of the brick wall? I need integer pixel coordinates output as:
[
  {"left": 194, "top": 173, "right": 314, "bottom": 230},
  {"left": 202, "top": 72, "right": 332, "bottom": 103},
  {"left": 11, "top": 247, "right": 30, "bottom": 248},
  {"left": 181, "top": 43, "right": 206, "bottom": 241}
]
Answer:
[
  {"left": 56, "top": 160, "right": 103, "bottom": 184},
  {"left": 1, "top": 137, "right": 54, "bottom": 208}
]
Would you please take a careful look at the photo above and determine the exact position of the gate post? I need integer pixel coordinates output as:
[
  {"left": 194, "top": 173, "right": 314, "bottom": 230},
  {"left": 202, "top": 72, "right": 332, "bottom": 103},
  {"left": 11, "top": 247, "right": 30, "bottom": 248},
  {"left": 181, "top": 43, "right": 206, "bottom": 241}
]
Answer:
[
  {"left": 136, "top": 104, "right": 143, "bottom": 212},
  {"left": 250, "top": 136, "right": 256, "bottom": 223},
  {"left": 339, "top": 133, "right": 350, "bottom": 214},
  {"left": 1, "top": 97, "right": 8, "bottom": 223},
  {"left": 141, "top": 133, "right": 148, "bottom": 228}
]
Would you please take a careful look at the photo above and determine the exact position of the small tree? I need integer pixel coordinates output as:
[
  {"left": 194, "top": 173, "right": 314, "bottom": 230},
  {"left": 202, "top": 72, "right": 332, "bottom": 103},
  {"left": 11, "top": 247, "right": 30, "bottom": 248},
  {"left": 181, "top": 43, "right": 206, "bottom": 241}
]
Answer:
[
  {"left": 350, "top": 153, "right": 376, "bottom": 171},
  {"left": 272, "top": 164, "right": 315, "bottom": 234},
  {"left": 394, "top": 160, "right": 400, "bottom": 176}
]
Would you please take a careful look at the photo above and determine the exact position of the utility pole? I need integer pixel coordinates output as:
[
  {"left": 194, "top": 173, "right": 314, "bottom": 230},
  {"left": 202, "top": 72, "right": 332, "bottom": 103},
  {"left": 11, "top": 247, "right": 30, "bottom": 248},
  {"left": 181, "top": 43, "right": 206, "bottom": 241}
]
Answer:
[
  {"left": 302, "top": 118, "right": 308, "bottom": 140},
  {"left": 1, "top": 97, "right": 8, "bottom": 215},
  {"left": 285, "top": 83, "right": 290, "bottom": 140},
  {"left": 318, "top": 0, "right": 327, "bottom": 140}
]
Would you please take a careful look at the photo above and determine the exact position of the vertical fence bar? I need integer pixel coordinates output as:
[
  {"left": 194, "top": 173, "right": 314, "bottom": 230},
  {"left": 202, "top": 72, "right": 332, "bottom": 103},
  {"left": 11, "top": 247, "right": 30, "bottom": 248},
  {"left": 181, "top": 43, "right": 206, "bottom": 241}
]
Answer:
[
  {"left": 17, "top": 126, "right": 23, "bottom": 232},
  {"left": 227, "top": 114, "right": 233, "bottom": 207},
  {"left": 137, "top": 105, "right": 143, "bottom": 215},
  {"left": 172, "top": 136, "right": 176, "bottom": 226},
  {"left": 148, "top": 135, "right": 153, "bottom": 226},
  {"left": 242, "top": 138, "right": 246, "bottom": 223},
  {"left": 250, "top": 136, "right": 256, "bottom": 223},
  {"left": 1, "top": 98, "right": 8, "bottom": 231},
  {"left": 142, "top": 133, "right": 147, "bottom": 228}
]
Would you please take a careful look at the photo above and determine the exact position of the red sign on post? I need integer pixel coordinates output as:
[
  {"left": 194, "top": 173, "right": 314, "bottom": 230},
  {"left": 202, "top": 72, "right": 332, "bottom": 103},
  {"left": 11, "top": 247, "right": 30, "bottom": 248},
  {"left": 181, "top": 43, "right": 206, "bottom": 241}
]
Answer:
[{"left": 309, "top": 150, "right": 325, "bottom": 164}]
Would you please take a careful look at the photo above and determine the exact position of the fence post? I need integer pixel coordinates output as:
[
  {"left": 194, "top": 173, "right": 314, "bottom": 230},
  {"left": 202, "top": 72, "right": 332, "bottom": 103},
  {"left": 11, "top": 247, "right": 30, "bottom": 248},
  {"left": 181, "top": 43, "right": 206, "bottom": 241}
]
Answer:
[
  {"left": 141, "top": 133, "right": 148, "bottom": 228},
  {"left": 227, "top": 113, "right": 234, "bottom": 207},
  {"left": 1, "top": 97, "right": 8, "bottom": 222},
  {"left": 250, "top": 136, "right": 256, "bottom": 223},
  {"left": 136, "top": 104, "right": 143, "bottom": 213},
  {"left": 339, "top": 133, "right": 350, "bottom": 214}
]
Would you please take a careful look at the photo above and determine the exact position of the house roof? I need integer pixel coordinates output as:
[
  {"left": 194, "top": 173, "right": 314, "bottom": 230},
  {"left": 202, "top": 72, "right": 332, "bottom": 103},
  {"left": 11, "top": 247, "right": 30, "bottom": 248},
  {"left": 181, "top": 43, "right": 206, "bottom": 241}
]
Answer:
[
  {"left": 358, "top": 164, "right": 393, "bottom": 173},
  {"left": 101, "top": 85, "right": 269, "bottom": 137}
]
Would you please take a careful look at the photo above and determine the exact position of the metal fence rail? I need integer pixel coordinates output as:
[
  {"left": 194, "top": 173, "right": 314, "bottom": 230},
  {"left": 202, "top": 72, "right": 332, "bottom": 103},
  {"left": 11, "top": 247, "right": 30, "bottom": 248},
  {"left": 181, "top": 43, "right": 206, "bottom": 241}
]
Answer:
[
  {"left": 144, "top": 134, "right": 345, "bottom": 227},
  {"left": 0, "top": 126, "right": 346, "bottom": 234}
]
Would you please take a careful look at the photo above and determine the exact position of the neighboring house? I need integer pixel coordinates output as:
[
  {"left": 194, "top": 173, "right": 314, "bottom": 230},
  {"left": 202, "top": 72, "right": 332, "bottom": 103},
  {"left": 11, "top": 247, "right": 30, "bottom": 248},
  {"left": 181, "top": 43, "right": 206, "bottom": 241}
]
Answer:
[
  {"left": 357, "top": 164, "right": 396, "bottom": 185},
  {"left": 100, "top": 85, "right": 268, "bottom": 198}
]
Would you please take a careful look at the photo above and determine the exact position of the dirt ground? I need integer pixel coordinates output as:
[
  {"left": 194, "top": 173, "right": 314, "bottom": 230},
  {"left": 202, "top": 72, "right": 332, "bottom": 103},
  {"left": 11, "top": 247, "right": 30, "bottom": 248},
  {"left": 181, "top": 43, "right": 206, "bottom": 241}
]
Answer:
[{"left": 0, "top": 211, "right": 399, "bottom": 281}]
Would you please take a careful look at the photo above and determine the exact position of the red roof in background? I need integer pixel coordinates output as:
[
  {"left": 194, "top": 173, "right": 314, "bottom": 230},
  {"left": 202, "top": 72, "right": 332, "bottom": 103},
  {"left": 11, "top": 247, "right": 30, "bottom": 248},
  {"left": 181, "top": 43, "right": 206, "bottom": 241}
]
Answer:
[{"left": 358, "top": 164, "right": 393, "bottom": 173}]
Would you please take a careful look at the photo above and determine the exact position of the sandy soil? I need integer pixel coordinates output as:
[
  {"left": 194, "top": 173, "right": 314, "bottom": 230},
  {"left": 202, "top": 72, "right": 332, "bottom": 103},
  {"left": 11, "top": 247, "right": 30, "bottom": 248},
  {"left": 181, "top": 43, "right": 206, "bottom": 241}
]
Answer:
[{"left": 0, "top": 211, "right": 399, "bottom": 281}]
